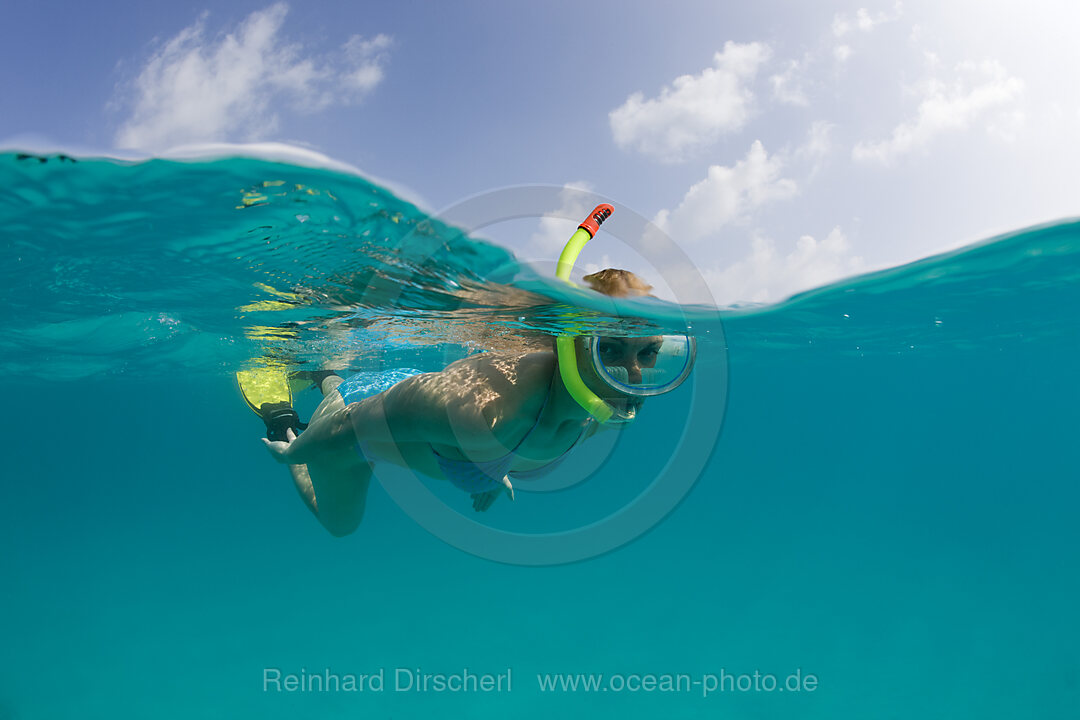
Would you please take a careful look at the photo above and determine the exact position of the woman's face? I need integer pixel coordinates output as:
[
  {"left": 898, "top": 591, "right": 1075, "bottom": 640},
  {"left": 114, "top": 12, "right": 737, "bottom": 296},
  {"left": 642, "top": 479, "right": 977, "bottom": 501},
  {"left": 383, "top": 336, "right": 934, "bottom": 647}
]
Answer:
[
  {"left": 575, "top": 335, "right": 664, "bottom": 418},
  {"left": 595, "top": 336, "right": 664, "bottom": 384}
]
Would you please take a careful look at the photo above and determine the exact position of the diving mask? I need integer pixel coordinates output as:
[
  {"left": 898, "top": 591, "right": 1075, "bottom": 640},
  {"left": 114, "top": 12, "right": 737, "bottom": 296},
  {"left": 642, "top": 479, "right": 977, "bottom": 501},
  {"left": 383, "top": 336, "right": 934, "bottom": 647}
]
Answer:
[{"left": 586, "top": 334, "right": 697, "bottom": 398}]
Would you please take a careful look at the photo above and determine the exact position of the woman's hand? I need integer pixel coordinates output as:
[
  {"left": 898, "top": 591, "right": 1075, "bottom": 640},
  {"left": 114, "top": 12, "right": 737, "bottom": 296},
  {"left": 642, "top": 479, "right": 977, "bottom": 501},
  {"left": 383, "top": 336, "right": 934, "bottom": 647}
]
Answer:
[
  {"left": 262, "top": 427, "right": 297, "bottom": 464},
  {"left": 471, "top": 475, "right": 514, "bottom": 512}
]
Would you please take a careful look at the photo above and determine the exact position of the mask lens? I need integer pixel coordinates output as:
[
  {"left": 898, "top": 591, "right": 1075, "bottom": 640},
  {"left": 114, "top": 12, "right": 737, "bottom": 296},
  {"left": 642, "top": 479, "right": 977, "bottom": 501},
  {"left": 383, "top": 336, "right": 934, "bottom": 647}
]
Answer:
[{"left": 591, "top": 335, "right": 696, "bottom": 397}]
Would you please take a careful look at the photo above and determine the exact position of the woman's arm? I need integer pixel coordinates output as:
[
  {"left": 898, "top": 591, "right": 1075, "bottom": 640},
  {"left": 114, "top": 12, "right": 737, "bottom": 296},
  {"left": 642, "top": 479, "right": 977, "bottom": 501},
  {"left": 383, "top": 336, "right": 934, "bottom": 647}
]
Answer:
[
  {"left": 263, "top": 371, "right": 489, "bottom": 466},
  {"left": 263, "top": 401, "right": 354, "bottom": 466},
  {"left": 261, "top": 426, "right": 320, "bottom": 513}
]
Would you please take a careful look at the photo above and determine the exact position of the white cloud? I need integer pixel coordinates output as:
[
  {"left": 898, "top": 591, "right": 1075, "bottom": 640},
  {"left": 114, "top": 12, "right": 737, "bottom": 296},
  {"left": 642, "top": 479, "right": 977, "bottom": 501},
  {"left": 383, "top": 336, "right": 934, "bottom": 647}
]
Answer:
[
  {"left": 113, "top": 3, "right": 392, "bottom": 151},
  {"left": 341, "top": 34, "right": 392, "bottom": 94},
  {"left": 527, "top": 181, "right": 597, "bottom": 254},
  {"left": 853, "top": 59, "right": 1024, "bottom": 165},
  {"left": 799, "top": 121, "right": 833, "bottom": 158},
  {"left": 768, "top": 5, "right": 902, "bottom": 104},
  {"left": 706, "top": 227, "right": 865, "bottom": 305},
  {"left": 654, "top": 141, "right": 796, "bottom": 244},
  {"left": 833, "top": 3, "right": 903, "bottom": 37},
  {"left": 609, "top": 42, "right": 771, "bottom": 163},
  {"left": 830, "top": 3, "right": 902, "bottom": 62},
  {"left": 769, "top": 57, "right": 810, "bottom": 106},
  {"left": 794, "top": 121, "right": 834, "bottom": 177}
]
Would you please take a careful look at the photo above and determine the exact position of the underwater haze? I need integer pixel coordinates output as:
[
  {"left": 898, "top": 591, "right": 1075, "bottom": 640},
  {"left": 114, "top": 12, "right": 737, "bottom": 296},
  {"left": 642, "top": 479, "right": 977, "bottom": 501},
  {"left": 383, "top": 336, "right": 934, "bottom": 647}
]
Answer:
[{"left": 0, "top": 151, "right": 1077, "bottom": 718}]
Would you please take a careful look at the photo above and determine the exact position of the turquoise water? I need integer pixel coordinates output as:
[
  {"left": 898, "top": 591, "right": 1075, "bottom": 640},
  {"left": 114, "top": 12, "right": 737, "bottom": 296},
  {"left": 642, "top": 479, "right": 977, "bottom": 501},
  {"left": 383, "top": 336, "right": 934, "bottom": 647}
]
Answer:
[{"left": 1, "top": 151, "right": 1077, "bottom": 718}]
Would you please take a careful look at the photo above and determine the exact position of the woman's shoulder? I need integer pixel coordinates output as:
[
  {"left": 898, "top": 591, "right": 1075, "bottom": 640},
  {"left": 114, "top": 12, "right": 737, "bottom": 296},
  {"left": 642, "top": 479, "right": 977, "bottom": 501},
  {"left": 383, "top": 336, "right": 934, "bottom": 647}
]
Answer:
[
  {"left": 363, "top": 350, "right": 555, "bottom": 454},
  {"left": 476, "top": 350, "right": 554, "bottom": 395},
  {"left": 445, "top": 351, "right": 554, "bottom": 430},
  {"left": 384, "top": 349, "right": 545, "bottom": 411}
]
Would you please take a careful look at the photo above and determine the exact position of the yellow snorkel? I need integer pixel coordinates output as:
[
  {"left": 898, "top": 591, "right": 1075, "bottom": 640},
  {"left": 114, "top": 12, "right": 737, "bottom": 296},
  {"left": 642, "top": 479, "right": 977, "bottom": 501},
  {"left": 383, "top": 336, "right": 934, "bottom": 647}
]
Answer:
[{"left": 555, "top": 204, "right": 617, "bottom": 423}]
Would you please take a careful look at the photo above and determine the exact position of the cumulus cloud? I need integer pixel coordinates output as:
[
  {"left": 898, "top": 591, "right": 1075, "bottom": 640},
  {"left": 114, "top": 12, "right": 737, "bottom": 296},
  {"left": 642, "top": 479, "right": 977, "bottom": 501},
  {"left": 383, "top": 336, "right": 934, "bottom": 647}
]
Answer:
[
  {"left": 830, "top": 3, "right": 902, "bottom": 62},
  {"left": 609, "top": 42, "right": 771, "bottom": 163},
  {"left": 527, "top": 181, "right": 597, "bottom": 255},
  {"left": 654, "top": 141, "right": 796, "bottom": 244},
  {"left": 798, "top": 121, "right": 833, "bottom": 159},
  {"left": 706, "top": 227, "right": 865, "bottom": 305},
  {"left": 832, "top": 4, "right": 903, "bottom": 37},
  {"left": 769, "top": 57, "right": 810, "bottom": 106},
  {"left": 341, "top": 34, "right": 392, "bottom": 94},
  {"left": 113, "top": 3, "right": 391, "bottom": 151},
  {"left": 853, "top": 59, "right": 1024, "bottom": 165},
  {"left": 794, "top": 120, "right": 834, "bottom": 178}
]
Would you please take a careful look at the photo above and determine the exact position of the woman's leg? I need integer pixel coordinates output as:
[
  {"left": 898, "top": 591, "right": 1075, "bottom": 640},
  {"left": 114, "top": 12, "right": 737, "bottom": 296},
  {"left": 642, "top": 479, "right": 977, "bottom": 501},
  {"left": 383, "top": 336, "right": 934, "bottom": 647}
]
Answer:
[
  {"left": 293, "top": 371, "right": 372, "bottom": 537},
  {"left": 287, "top": 460, "right": 319, "bottom": 516},
  {"left": 301, "top": 458, "right": 373, "bottom": 537}
]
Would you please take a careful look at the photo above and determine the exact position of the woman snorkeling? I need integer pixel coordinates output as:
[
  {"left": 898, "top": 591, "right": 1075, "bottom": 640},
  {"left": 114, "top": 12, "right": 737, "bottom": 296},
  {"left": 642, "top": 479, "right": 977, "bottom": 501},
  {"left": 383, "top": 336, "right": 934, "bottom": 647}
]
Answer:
[{"left": 249, "top": 207, "right": 697, "bottom": 536}]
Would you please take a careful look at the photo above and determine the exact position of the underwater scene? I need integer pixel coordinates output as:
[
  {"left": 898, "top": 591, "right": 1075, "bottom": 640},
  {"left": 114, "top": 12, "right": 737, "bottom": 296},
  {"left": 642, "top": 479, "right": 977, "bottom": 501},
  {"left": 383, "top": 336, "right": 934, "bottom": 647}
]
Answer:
[{"left": 1, "top": 150, "right": 1077, "bottom": 719}]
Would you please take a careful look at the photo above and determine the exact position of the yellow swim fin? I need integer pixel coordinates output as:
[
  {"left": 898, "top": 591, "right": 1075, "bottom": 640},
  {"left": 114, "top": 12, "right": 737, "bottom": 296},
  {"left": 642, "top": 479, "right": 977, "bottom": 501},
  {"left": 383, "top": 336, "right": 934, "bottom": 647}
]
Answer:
[
  {"left": 236, "top": 367, "right": 307, "bottom": 441},
  {"left": 236, "top": 367, "right": 293, "bottom": 415}
]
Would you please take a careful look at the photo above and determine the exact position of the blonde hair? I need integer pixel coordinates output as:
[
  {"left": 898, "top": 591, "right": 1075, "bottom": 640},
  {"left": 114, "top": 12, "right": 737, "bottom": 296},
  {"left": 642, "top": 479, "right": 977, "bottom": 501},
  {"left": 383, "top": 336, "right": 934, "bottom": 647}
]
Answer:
[{"left": 582, "top": 268, "right": 653, "bottom": 298}]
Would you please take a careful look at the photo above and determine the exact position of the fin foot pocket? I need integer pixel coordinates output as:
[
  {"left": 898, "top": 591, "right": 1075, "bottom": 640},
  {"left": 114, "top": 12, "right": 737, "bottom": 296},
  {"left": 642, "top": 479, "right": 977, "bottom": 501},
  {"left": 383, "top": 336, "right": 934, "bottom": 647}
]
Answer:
[{"left": 259, "top": 401, "right": 307, "bottom": 442}]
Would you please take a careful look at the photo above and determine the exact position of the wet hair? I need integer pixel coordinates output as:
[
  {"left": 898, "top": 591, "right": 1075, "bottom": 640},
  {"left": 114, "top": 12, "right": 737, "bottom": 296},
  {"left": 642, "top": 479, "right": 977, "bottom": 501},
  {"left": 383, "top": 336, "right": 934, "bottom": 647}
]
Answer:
[{"left": 582, "top": 268, "right": 653, "bottom": 298}]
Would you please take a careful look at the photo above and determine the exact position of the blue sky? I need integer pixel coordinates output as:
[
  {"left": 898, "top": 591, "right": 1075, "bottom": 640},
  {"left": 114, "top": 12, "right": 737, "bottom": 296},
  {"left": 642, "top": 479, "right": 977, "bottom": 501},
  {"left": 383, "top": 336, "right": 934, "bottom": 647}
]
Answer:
[{"left": 4, "top": 0, "right": 1079, "bottom": 304}]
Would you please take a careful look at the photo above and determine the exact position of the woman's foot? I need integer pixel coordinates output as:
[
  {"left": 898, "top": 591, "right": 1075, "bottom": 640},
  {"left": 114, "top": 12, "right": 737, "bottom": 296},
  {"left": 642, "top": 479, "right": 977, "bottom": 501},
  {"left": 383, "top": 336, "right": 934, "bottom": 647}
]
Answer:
[{"left": 258, "top": 401, "right": 306, "bottom": 441}]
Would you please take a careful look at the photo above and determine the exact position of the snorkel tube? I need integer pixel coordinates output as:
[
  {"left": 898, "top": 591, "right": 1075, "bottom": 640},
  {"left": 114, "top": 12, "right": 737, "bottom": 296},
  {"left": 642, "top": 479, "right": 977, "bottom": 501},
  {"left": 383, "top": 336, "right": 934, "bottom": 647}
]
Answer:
[{"left": 555, "top": 204, "right": 618, "bottom": 423}]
